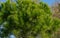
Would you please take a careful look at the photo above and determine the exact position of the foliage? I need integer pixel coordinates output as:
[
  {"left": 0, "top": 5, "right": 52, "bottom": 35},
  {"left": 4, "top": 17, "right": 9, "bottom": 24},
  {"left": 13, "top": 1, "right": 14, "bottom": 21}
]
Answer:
[{"left": 0, "top": 0, "right": 60, "bottom": 38}]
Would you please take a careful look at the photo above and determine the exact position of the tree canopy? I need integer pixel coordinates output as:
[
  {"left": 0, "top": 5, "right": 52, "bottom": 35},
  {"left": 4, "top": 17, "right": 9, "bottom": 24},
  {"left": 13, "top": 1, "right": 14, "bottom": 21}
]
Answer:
[{"left": 0, "top": 0, "right": 60, "bottom": 38}]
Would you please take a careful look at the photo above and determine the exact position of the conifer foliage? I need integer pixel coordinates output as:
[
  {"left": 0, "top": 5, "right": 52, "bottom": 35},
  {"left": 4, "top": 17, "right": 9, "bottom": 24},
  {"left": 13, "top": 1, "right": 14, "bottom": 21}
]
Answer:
[{"left": 0, "top": 0, "right": 60, "bottom": 38}]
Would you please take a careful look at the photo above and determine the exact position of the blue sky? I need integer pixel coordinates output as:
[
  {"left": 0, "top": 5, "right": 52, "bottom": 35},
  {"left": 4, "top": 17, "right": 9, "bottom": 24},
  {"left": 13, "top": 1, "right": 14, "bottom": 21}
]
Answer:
[
  {"left": 42, "top": 0, "right": 55, "bottom": 6},
  {"left": 0, "top": 0, "right": 6, "bottom": 2}
]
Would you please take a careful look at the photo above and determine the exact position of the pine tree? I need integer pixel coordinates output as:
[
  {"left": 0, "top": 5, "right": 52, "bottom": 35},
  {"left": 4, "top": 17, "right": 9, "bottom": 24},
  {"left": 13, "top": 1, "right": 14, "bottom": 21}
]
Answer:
[{"left": 0, "top": 0, "right": 60, "bottom": 38}]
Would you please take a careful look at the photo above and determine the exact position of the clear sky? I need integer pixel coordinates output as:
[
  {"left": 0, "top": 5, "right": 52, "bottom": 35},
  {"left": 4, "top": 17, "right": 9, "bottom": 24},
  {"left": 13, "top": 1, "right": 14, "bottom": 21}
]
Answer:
[
  {"left": 0, "top": 0, "right": 56, "bottom": 6},
  {"left": 0, "top": 0, "right": 6, "bottom": 2},
  {"left": 42, "top": 0, "right": 55, "bottom": 6}
]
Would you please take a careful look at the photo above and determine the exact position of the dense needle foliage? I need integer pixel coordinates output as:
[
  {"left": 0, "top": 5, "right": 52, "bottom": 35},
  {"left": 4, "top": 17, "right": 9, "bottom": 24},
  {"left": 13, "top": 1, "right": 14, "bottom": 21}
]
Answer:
[{"left": 0, "top": 0, "right": 60, "bottom": 38}]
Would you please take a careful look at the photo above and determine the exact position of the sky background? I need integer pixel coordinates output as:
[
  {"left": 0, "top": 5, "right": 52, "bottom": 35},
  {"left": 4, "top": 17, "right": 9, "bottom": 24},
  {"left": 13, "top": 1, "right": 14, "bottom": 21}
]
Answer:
[
  {"left": 41, "top": 0, "right": 56, "bottom": 6},
  {"left": 0, "top": 0, "right": 56, "bottom": 6}
]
